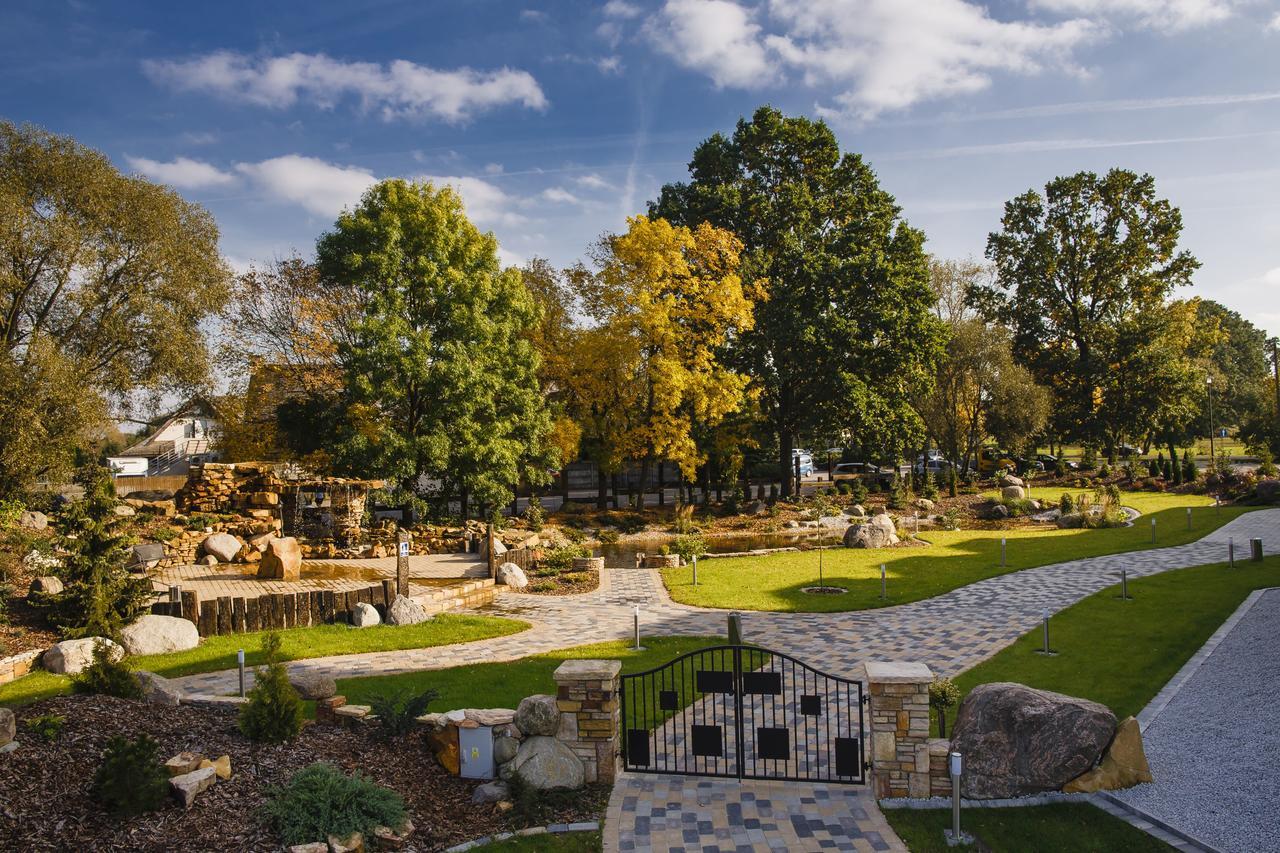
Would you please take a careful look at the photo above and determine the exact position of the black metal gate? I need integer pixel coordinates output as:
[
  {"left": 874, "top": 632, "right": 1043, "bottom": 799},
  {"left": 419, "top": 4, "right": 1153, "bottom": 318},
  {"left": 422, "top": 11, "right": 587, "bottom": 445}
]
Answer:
[{"left": 620, "top": 644, "right": 867, "bottom": 784}]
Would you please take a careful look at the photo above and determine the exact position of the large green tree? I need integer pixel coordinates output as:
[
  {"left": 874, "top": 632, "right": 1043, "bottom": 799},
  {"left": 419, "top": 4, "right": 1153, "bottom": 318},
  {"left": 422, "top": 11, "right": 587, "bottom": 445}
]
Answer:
[
  {"left": 317, "top": 179, "right": 553, "bottom": 518},
  {"left": 650, "top": 106, "right": 944, "bottom": 495},
  {"left": 975, "top": 169, "right": 1200, "bottom": 455},
  {"left": 0, "top": 122, "right": 229, "bottom": 494}
]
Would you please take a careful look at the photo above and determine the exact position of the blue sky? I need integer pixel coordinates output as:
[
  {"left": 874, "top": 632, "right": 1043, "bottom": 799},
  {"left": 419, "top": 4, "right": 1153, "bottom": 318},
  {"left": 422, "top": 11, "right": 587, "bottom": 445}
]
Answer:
[{"left": 4, "top": 0, "right": 1280, "bottom": 337}]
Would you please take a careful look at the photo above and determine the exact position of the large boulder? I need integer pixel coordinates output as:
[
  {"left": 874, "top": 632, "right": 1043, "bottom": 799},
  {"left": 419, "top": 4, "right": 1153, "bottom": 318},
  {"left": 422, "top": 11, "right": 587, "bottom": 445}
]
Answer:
[
  {"left": 386, "top": 594, "right": 430, "bottom": 626},
  {"left": 28, "top": 576, "right": 63, "bottom": 596},
  {"left": 494, "top": 735, "right": 520, "bottom": 765},
  {"left": 1001, "top": 485, "right": 1026, "bottom": 501},
  {"left": 290, "top": 673, "right": 337, "bottom": 700},
  {"left": 170, "top": 766, "right": 216, "bottom": 808},
  {"left": 350, "top": 601, "right": 381, "bottom": 627},
  {"left": 511, "top": 735, "right": 585, "bottom": 790},
  {"left": 119, "top": 615, "right": 200, "bottom": 656},
  {"left": 951, "top": 682, "right": 1117, "bottom": 799},
  {"left": 135, "top": 671, "right": 184, "bottom": 706},
  {"left": 1063, "top": 716, "right": 1154, "bottom": 793},
  {"left": 1257, "top": 478, "right": 1280, "bottom": 503},
  {"left": 0, "top": 708, "right": 14, "bottom": 747},
  {"left": 842, "top": 513, "right": 899, "bottom": 549},
  {"left": 998, "top": 474, "right": 1024, "bottom": 488},
  {"left": 845, "top": 504, "right": 867, "bottom": 518},
  {"left": 18, "top": 510, "right": 48, "bottom": 531},
  {"left": 513, "top": 694, "right": 560, "bottom": 737},
  {"left": 201, "top": 532, "right": 242, "bottom": 563},
  {"left": 257, "top": 536, "right": 302, "bottom": 581},
  {"left": 496, "top": 562, "right": 528, "bottom": 590},
  {"left": 42, "top": 637, "right": 124, "bottom": 675}
]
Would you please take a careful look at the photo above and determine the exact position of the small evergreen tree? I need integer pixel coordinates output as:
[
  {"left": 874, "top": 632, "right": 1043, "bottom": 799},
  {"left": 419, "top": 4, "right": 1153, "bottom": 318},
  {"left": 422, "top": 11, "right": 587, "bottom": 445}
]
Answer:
[
  {"left": 49, "top": 466, "right": 151, "bottom": 638},
  {"left": 239, "top": 632, "right": 304, "bottom": 744},
  {"left": 1147, "top": 457, "right": 1160, "bottom": 477},
  {"left": 850, "top": 478, "right": 869, "bottom": 504},
  {"left": 91, "top": 734, "right": 169, "bottom": 818},
  {"left": 72, "top": 640, "right": 142, "bottom": 699},
  {"left": 1183, "top": 451, "right": 1199, "bottom": 483}
]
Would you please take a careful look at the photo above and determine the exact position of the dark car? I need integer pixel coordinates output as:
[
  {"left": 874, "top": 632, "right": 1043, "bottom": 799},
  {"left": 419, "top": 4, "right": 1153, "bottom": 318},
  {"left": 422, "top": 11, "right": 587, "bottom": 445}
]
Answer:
[
  {"left": 1117, "top": 444, "right": 1141, "bottom": 458},
  {"left": 1037, "top": 453, "right": 1078, "bottom": 471},
  {"left": 832, "top": 462, "right": 894, "bottom": 489}
]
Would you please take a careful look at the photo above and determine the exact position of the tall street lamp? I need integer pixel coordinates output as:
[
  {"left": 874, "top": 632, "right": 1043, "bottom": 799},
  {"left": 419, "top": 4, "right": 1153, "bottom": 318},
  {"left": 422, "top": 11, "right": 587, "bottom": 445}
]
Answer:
[{"left": 1206, "top": 375, "right": 1216, "bottom": 465}]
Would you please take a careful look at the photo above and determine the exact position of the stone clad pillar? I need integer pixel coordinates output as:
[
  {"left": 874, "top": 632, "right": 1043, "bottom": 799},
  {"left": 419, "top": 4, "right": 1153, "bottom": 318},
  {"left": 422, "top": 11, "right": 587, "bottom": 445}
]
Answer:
[
  {"left": 552, "top": 659, "right": 622, "bottom": 785},
  {"left": 864, "top": 661, "right": 934, "bottom": 799}
]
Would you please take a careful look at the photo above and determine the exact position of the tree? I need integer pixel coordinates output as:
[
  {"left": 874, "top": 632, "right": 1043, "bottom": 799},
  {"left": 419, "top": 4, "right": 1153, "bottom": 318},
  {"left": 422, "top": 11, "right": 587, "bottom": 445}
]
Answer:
[
  {"left": 239, "top": 632, "right": 304, "bottom": 744},
  {"left": 579, "top": 216, "right": 759, "bottom": 506},
  {"left": 49, "top": 466, "right": 152, "bottom": 638},
  {"left": 651, "top": 106, "right": 945, "bottom": 496},
  {"left": 1193, "top": 300, "right": 1269, "bottom": 431},
  {"left": 317, "top": 179, "right": 554, "bottom": 518},
  {"left": 975, "top": 169, "right": 1200, "bottom": 455},
  {"left": 0, "top": 122, "right": 229, "bottom": 494}
]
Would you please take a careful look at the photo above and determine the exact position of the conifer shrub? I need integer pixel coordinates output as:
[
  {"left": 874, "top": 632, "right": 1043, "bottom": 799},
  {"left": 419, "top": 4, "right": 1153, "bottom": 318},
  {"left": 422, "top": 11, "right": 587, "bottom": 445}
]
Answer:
[
  {"left": 72, "top": 640, "right": 142, "bottom": 699},
  {"left": 91, "top": 734, "right": 169, "bottom": 818},
  {"left": 1183, "top": 452, "right": 1199, "bottom": 483},
  {"left": 239, "top": 632, "right": 304, "bottom": 744},
  {"left": 369, "top": 687, "right": 441, "bottom": 737},
  {"left": 262, "top": 762, "right": 407, "bottom": 846}
]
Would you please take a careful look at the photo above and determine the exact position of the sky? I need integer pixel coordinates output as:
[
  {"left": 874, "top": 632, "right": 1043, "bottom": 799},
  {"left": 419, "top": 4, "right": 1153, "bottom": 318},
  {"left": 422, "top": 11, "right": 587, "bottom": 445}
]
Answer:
[{"left": 3, "top": 0, "right": 1280, "bottom": 337}]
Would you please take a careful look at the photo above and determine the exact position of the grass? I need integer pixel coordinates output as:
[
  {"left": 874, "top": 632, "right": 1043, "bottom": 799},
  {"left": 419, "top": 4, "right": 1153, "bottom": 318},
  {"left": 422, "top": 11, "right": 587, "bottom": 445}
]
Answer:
[
  {"left": 662, "top": 491, "right": 1256, "bottom": 612},
  {"left": 466, "top": 832, "right": 601, "bottom": 852},
  {"left": 0, "top": 613, "right": 528, "bottom": 708},
  {"left": 335, "top": 636, "right": 720, "bottom": 721},
  {"left": 950, "top": 554, "right": 1280, "bottom": 720},
  {"left": 882, "top": 803, "right": 1172, "bottom": 852}
]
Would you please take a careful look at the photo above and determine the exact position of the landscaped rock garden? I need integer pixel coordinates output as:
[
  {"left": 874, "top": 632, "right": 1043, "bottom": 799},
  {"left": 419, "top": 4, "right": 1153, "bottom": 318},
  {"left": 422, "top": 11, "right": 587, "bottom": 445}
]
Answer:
[{"left": 0, "top": 694, "right": 609, "bottom": 852}]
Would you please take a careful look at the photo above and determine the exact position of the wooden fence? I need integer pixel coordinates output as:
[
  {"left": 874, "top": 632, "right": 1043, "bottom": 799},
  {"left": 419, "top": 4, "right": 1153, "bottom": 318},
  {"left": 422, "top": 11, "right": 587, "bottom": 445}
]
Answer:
[
  {"left": 115, "top": 474, "right": 190, "bottom": 496},
  {"left": 487, "top": 524, "right": 541, "bottom": 578},
  {"left": 150, "top": 580, "right": 398, "bottom": 637}
]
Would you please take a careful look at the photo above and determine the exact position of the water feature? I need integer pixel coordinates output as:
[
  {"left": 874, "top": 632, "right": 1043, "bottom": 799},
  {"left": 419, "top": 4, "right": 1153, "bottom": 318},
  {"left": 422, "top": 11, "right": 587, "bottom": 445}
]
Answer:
[{"left": 594, "top": 530, "right": 844, "bottom": 567}]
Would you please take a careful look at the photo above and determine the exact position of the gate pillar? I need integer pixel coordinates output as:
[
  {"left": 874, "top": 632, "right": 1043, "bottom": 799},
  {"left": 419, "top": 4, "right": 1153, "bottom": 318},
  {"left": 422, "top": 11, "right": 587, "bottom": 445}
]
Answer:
[
  {"left": 553, "top": 658, "right": 623, "bottom": 785},
  {"left": 864, "top": 661, "right": 933, "bottom": 799}
]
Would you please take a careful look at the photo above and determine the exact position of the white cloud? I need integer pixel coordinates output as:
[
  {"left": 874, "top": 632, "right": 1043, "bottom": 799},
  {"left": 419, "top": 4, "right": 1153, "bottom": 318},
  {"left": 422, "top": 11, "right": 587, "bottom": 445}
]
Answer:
[
  {"left": 143, "top": 51, "right": 547, "bottom": 123},
  {"left": 1031, "top": 0, "right": 1237, "bottom": 32},
  {"left": 520, "top": 9, "right": 549, "bottom": 22},
  {"left": 126, "top": 155, "right": 236, "bottom": 189},
  {"left": 235, "top": 155, "right": 377, "bottom": 217},
  {"left": 1269, "top": 11, "right": 1280, "bottom": 30},
  {"left": 483, "top": 162, "right": 505, "bottom": 175},
  {"left": 647, "top": 0, "right": 779, "bottom": 88},
  {"left": 604, "top": 0, "right": 644, "bottom": 18},
  {"left": 575, "top": 173, "right": 613, "bottom": 190},
  {"left": 422, "top": 175, "right": 529, "bottom": 228},
  {"left": 542, "top": 187, "right": 581, "bottom": 204},
  {"left": 1264, "top": 267, "right": 1280, "bottom": 286},
  {"left": 597, "top": 55, "right": 624, "bottom": 74}
]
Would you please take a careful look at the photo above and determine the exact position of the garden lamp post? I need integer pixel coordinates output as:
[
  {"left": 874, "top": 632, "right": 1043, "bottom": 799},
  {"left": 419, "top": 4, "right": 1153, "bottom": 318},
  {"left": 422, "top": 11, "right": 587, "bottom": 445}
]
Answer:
[{"left": 1206, "top": 376, "right": 1216, "bottom": 464}]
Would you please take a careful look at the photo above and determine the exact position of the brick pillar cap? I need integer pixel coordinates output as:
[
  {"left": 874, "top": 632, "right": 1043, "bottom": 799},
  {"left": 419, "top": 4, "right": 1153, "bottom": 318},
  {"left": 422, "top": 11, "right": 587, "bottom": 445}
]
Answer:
[
  {"left": 864, "top": 661, "right": 933, "bottom": 684},
  {"left": 553, "top": 659, "right": 622, "bottom": 682}
]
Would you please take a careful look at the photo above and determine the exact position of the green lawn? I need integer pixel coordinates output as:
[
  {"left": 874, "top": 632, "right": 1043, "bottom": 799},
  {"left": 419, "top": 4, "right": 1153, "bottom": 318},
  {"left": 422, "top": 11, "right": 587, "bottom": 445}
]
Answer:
[
  {"left": 663, "top": 491, "right": 1255, "bottom": 612},
  {"left": 467, "top": 832, "right": 601, "bottom": 852},
  {"left": 0, "top": 613, "right": 528, "bottom": 708},
  {"left": 883, "top": 803, "right": 1172, "bottom": 852},
  {"left": 336, "top": 636, "right": 719, "bottom": 720},
  {"left": 950, "top": 554, "right": 1280, "bottom": 720}
]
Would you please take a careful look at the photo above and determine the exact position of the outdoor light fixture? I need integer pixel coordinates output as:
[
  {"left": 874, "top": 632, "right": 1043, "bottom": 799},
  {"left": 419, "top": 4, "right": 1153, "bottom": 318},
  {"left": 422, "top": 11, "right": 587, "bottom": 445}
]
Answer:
[
  {"left": 237, "top": 649, "right": 246, "bottom": 698},
  {"left": 632, "top": 605, "right": 642, "bottom": 650},
  {"left": 944, "top": 751, "right": 972, "bottom": 846}
]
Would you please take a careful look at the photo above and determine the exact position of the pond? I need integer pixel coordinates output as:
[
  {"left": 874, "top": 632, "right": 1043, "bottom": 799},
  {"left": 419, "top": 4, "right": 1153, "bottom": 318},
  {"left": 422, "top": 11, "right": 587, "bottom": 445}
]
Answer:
[{"left": 594, "top": 530, "right": 844, "bottom": 567}]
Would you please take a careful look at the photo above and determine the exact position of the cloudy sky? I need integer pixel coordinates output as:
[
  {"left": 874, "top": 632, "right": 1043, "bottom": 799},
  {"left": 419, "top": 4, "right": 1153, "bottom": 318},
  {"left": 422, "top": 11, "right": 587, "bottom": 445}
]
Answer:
[{"left": 4, "top": 0, "right": 1279, "bottom": 335}]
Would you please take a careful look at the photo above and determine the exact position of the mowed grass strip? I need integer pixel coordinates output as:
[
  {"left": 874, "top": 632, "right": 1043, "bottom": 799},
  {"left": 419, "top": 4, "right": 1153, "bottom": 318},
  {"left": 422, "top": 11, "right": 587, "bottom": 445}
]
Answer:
[
  {"left": 883, "top": 802, "right": 1173, "bottom": 852},
  {"left": 953, "top": 554, "right": 1280, "bottom": 719},
  {"left": 662, "top": 492, "right": 1255, "bottom": 612},
  {"left": 335, "top": 636, "right": 721, "bottom": 724},
  {"left": 0, "top": 613, "right": 529, "bottom": 707},
  {"left": 466, "top": 832, "right": 601, "bottom": 852}
]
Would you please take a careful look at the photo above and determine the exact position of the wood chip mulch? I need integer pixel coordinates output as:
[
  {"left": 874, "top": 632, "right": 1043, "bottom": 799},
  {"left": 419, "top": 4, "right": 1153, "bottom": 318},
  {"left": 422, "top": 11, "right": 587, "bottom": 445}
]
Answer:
[
  {"left": 522, "top": 568, "right": 601, "bottom": 596},
  {"left": 0, "top": 695, "right": 610, "bottom": 852}
]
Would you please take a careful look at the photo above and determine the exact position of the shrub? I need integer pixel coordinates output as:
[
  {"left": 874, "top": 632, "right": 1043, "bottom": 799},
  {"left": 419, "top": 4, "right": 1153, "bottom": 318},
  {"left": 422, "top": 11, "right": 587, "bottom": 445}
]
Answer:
[
  {"left": 920, "top": 473, "right": 939, "bottom": 501},
  {"left": 1258, "top": 448, "right": 1277, "bottom": 478},
  {"left": 24, "top": 713, "right": 65, "bottom": 742},
  {"left": 369, "top": 687, "right": 440, "bottom": 737},
  {"left": 91, "top": 734, "right": 169, "bottom": 818},
  {"left": 529, "top": 581, "right": 556, "bottom": 592},
  {"left": 539, "top": 544, "right": 587, "bottom": 574},
  {"left": 262, "top": 762, "right": 408, "bottom": 847},
  {"left": 616, "top": 513, "right": 647, "bottom": 534},
  {"left": 596, "top": 528, "right": 620, "bottom": 544},
  {"left": 239, "top": 632, "right": 304, "bottom": 744},
  {"left": 521, "top": 497, "right": 545, "bottom": 532},
  {"left": 928, "top": 677, "right": 961, "bottom": 738},
  {"left": 1054, "top": 457, "right": 1069, "bottom": 477},
  {"left": 886, "top": 477, "right": 913, "bottom": 510},
  {"left": 937, "top": 508, "right": 963, "bottom": 531},
  {"left": 669, "top": 503, "right": 699, "bottom": 534},
  {"left": 505, "top": 770, "right": 584, "bottom": 826},
  {"left": 1097, "top": 463, "right": 1111, "bottom": 479},
  {"left": 72, "top": 640, "right": 142, "bottom": 699},
  {"left": 851, "top": 479, "right": 869, "bottom": 503},
  {"left": 1000, "top": 498, "right": 1037, "bottom": 517},
  {"left": 0, "top": 499, "right": 23, "bottom": 530},
  {"left": 1147, "top": 458, "right": 1160, "bottom": 477},
  {"left": 560, "top": 526, "right": 586, "bottom": 544},
  {"left": 672, "top": 535, "right": 708, "bottom": 564},
  {"left": 1058, "top": 493, "right": 1074, "bottom": 514},
  {"left": 1081, "top": 447, "right": 1097, "bottom": 470}
]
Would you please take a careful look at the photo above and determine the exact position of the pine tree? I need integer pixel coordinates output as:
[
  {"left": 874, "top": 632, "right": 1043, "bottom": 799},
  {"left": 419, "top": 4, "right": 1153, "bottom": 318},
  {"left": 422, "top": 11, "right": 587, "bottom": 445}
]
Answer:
[
  {"left": 50, "top": 466, "right": 151, "bottom": 638},
  {"left": 239, "top": 632, "right": 304, "bottom": 744}
]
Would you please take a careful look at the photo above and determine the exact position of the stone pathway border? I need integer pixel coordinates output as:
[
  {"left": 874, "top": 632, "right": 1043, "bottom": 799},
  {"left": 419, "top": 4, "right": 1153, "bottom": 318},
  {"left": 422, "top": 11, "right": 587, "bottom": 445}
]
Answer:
[
  {"left": 1092, "top": 793, "right": 1221, "bottom": 853},
  {"left": 441, "top": 820, "right": 601, "bottom": 852}
]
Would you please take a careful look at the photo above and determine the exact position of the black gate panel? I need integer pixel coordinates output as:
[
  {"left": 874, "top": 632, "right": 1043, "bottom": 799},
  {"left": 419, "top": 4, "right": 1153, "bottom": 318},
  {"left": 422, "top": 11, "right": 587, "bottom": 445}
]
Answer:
[{"left": 620, "top": 644, "right": 867, "bottom": 784}]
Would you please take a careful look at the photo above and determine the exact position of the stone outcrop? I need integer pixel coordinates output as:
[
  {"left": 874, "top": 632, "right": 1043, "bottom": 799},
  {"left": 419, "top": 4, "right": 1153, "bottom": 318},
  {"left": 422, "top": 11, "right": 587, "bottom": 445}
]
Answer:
[
  {"left": 496, "top": 562, "right": 529, "bottom": 590},
  {"left": 386, "top": 594, "right": 430, "bottom": 626},
  {"left": 510, "top": 735, "right": 585, "bottom": 790},
  {"left": 28, "top": 576, "right": 62, "bottom": 596},
  {"left": 201, "top": 532, "right": 242, "bottom": 563},
  {"left": 843, "top": 513, "right": 899, "bottom": 548},
  {"left": 514, "top": 694, "right": 560, "bottom": 737},
  {"left": 1001, "top": 485, "right": 1026, "bottom": 501},
  {"left": 18, "top": 510, "right": 48, "bottom": 530},
  {"left": 119, "top": 615, "right": 200, "bottom": 656},
  {"left": 135, "top": 671, "right": 184, "bottom": 706},
  {"left": 1063, "top": 716, "right": 1153, "bottom": 793},
  {"left": 290, "top": 673, "right": 338, "bottom": 700},
  {"left": 42, "top": 638, "right": 124, "bottom": 675},
  {"left": 951, "top": 682, "right": 1117, "bottom": 799},
  {"left": 256, "top": 536, "right": 302, "bottom": 581}
]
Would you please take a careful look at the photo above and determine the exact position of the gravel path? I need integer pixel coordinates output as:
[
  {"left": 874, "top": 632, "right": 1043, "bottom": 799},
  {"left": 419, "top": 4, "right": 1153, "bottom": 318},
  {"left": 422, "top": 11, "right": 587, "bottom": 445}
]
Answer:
[{"left": 1113, "top": 588, "right": 1280, "bottom": 853}]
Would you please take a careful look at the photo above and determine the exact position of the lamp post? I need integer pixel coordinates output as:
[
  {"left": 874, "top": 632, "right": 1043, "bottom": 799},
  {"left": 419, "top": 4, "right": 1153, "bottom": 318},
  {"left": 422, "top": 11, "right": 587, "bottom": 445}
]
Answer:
[{"left": 1206, "top": 375, "right": 1216, "bottom": 465}]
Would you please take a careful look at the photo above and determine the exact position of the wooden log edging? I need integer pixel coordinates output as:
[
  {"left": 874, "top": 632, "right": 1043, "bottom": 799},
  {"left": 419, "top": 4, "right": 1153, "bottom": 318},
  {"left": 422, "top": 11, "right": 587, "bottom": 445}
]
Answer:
[{"left": 150, "top": 581, "right": 397, "bottom": 637}]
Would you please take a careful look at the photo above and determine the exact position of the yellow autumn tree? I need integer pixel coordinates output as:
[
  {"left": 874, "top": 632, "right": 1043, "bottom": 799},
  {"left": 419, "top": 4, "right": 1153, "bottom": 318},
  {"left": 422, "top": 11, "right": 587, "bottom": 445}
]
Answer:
[{"left": 583, "top": 216, "right": 762, "bottom": 506}]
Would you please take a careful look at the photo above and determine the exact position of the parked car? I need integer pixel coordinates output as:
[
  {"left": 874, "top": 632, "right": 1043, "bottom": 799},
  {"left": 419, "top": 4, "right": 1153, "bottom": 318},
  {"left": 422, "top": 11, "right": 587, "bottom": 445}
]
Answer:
[
  {"left": 1037, "top": 453, "right": 1078, "bottom": 471},
  {"left": 791, "top": 450, "right": 814, "bottom": 477},
  {"left": 832, "top": 462, "right": 894, "bottom": 489},
  {"left": 1117, "top": 444, "right": 1141, "bottom": 459},
  {"left": 913, "top": 454, "right": 953, "bottom": 476},
  {"left": 1011, "top": 455, "right": 1046, "bottom": 474},
  {"left": 976, "top": 447, "right": 1017, "bottom": 476}
]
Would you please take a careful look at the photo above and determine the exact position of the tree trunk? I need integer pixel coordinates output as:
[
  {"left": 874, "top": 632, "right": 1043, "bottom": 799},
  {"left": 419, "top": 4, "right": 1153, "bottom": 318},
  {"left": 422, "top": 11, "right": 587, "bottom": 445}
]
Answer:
[
  {"left": 596, "top": 466, "right": 609, "bottom": 510},
  {"left": 656, "top": 461, "right": 665, "bottom": 507},
  {"left": 459, "top": 487, "right": 469, "bottom": 521},
  {"left": 702, "top": 462, "right": 712, "bottom": 505},
  {"left": 637, "top": 457, "right": 651, "bottom": 509},
  {"left": 612, "top": 473, "right": 621, "bottom": 509}
]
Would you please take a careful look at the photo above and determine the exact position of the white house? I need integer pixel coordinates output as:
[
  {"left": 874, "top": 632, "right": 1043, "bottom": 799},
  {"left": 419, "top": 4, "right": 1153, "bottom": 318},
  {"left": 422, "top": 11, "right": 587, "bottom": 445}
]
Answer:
[{"left": 108, "top": 401, "right": 220, "bottom": 477}]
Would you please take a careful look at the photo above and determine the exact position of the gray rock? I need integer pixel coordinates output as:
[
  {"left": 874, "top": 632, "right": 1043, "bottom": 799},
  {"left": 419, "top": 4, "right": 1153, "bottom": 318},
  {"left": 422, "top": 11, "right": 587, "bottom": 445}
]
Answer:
[
  {"left": 914, "top": 498, "right": 935, "bottom": 512},
  {"left": 387, "top": 594, "right": 430, "bottom": 626},
  {"left": 119, "top": 614, "right": 200, "bottom": 656},
  {"left": 201, "top": 532, "right": 242, "bottom": 563},
  {"left": 135, "top": 671, "right": 183, "bottom": 706},
  {"left": 998, "top": 474, "right": 1025, "bottom": 488},
  {"left": 28, "top": 576, "right": 63, "bottom": 596},
  {"left": 112, "top": 504, "right": 136, "bottom": 517},
  {"left": 845, "top": 504, "right": 867, "bottom": 518},
  {"left": 290, "top": 673, "right": 337, "bottom": 700},
  {"left": 983, "top": 503, "right": 1011, "bottom": 520},
  {"left": 511, "top": 735, "right": 585, "bottom": 790},
  {"left": 0, "top": 708, "right": 14, "bottom": 746},
  {"left": 817, "top": 515, "right": 848, "bottom": 529},
  {"left": 498, "top": 761, "right": 516, "bottom": 781},
  {"left": 494, "top": 735, "right": 519, "bottom": 765},
  {"left": 746, "top": 500, "right": 766, "bottom": 515},
  {"left": 496, "top": 562, "right": 528, "bottom": 590},
  {"left": 18, "top": 510, "right": 47, "bottom": 531},
  {"left": 42, "top": 637, "right": 124, "bottom": 675},
  {"left": 199, "top": 554, "right": 219, "bottom": 566},
  {"left": 513, "top": 694, "right": 560, "bottom": 737},
  {"left": 350, "top": 601, "right": 381, "bottom": 627},
  {"left": 471, "top": 780, "right": 510, "bottom": 803},
  {"left": 842, "top": 513, "right": 899, "bottom": 548},
  {"left": 1001, "top": 485, "right": 1026, "bottom": 501},
  {"left": 169, "top": 766, "right": 216, "bottom": 808},
  {"left": 951, "top": 682, "right": 1117, "bottom": 799},
  {"left": 0, "top": 741, "right": 18, "bottom": 754}
]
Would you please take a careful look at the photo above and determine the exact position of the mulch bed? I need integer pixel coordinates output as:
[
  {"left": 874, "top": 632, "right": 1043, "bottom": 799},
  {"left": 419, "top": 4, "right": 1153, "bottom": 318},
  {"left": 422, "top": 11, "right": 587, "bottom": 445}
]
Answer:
[
  {"left": 0, "top": 695, "right": 610, "bottom": 852},
  {"left": 521, "top": 568, "right": 601, "bottom": 596}
]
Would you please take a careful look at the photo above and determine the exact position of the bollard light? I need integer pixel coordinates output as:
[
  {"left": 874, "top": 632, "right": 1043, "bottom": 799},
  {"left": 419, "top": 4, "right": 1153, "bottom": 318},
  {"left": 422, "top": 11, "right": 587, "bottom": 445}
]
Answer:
[
  {"left": 1151, "top": 517, "right": 1156, "bottom": 545},
  {"left": 944, "top": 751, "right": 972, "bottom": 846},
  {"left": 237, "top": 649, "right": 246, "bottom": 698},
  {"left": 1035, "top": 608, "right": 1057, "bottom": 656},
  {"left": 1000, "top": 538, "right": 1006, "bottom": 568},
  {"left": 632, "top": 605, "right": 642, "bottom": 650},
  {"left": 1186, "top": 507, "right": 1192, "bottom": 530},
  {"left": 1228, "top": 537, "right": 1235, "bottom": 568},
  {"left": 880, "top": 563, "right": 887, "bottom": 600},
  {"left": 692, "top": 554, "right": 698, "bottom": 586}
]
